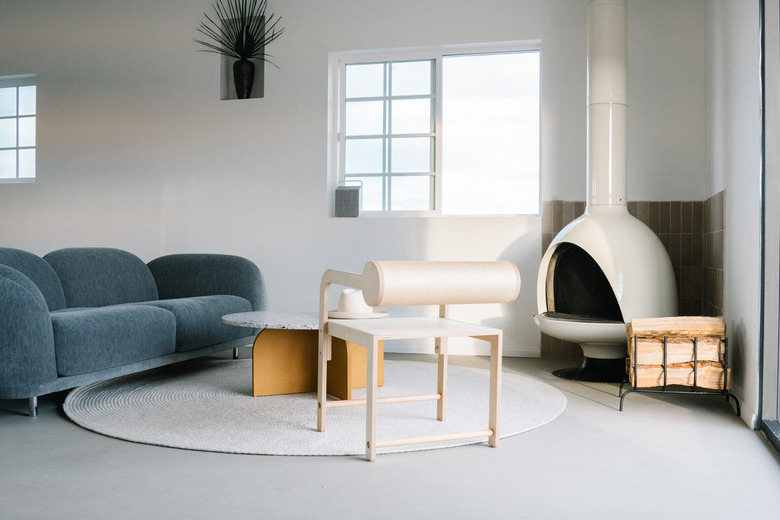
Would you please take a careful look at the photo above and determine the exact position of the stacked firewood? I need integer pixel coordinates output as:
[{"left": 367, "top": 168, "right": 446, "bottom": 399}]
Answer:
[{"left": 626, "top": 316, "right": 729, "bottom": 390}]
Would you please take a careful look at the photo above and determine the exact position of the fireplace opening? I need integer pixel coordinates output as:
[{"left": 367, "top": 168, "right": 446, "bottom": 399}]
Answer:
[{"left": 547, "top": 243, "right": 623, "bottom": 322}]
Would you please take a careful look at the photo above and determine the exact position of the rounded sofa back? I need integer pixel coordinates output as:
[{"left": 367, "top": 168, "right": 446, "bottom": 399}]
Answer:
[
  {"left": 43, "top": 248, "right": 159, "bottom": 308},
  {"left": 0, "top": 247, "right": 67, "bottom": 311}
]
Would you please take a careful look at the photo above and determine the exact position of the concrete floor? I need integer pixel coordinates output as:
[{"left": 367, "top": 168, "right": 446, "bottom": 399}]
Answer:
[{"left": 2, "top": 352, "right": 779, "bottom": 520}]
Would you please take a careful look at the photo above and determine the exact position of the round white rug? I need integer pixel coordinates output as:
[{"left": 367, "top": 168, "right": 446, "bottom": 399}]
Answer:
[{"left": 64, "top": 359, "right": 566, "bottom": 456}]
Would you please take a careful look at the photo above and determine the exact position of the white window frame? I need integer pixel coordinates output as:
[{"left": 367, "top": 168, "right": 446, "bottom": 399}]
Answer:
[
  {"left": 0, "top": 74, "right": 36, "bottom": 184},
  {"left": 328, "top": 41, "right": 541, "bottom": 217}
]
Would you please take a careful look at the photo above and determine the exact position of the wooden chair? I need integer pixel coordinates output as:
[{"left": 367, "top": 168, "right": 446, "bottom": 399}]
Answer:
[{"left": 317, "top": 261, "right": 521, "bottom": 461}]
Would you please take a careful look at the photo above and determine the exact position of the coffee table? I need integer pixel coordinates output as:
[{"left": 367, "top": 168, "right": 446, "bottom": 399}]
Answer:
[{"left": 222, "top": 310, "right": 383, "bottom": 400}]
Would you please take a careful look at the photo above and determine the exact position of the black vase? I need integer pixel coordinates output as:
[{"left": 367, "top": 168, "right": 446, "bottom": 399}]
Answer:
[{"left": 233, "top": 59, "right": 255, "bottom": 99}]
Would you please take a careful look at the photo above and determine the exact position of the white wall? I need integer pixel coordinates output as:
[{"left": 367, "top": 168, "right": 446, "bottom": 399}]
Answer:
[
  {"left": 707, "top": 0, "right": 763, "bottom": 427},
  {"left": 0, "top": 0, "right": 711, "bottom": 356}
]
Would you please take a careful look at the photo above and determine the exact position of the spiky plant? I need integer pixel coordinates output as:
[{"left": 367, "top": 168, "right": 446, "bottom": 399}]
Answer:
[{"left": 195, "top": 0, "right": 284, "bottom": 64}]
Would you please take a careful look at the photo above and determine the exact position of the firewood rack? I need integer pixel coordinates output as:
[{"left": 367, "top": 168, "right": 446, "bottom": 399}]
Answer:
[{"left": 619, "top": 335, "right": 740, "bottom": 415}]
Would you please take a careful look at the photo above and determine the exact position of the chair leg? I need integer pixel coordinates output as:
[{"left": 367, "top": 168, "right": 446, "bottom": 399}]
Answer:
[
  {"left": 365, "top": 339, "right": 379, "bottom": 461},
  {"left": 317, "top": 334, "right": 330, "bottom": 432},
  {"left": 436, "top": 337, "right": 448, "bottom": 421},
  {"left": 488, "top": 334, "right": 502, "bottom": 447},
  {"left": 28, "top": 396, "right": 38, "bottom": 417}
]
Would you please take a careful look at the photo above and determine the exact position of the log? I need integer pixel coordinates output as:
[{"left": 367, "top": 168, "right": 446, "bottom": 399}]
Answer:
[
  {"left": 628, "top": 336, "right": 724, "bottom": 365},
  {"left": 627, "top": 316, "right": 726, "bottom": 339},
  {"left": 629, "top": 362, "right": 730, "bottom": 390}
]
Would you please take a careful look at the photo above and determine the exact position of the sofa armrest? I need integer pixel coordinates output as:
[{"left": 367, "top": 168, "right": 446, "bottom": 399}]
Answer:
[
  {"left": 0, "top": 265, "right": 58, "bottom": 398},
  {"left": 147, "top": 254, "right": 266, "bottom": 311}
]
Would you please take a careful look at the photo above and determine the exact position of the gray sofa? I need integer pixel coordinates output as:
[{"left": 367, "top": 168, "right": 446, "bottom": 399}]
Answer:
[{"left": 0, "top": 247, "right": 265, "bottom": 416}]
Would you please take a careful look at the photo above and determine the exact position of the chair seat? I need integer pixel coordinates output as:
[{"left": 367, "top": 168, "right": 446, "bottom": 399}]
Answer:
[{"left": 327, "top": 317, "right": 501, "bottom": 345}]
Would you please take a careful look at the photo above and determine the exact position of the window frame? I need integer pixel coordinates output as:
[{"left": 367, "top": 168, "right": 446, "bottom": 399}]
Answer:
[
  {"left": 328, "top": 41, "right": 541, "bottom": 217},
  {"left": 0, "top": 74, "right": 36, "bottom": 184}
]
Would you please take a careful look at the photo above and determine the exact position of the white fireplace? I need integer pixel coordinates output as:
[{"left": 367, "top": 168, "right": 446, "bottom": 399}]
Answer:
[{"left": 534, "top": 0, "right": 678, "bottom": 382}]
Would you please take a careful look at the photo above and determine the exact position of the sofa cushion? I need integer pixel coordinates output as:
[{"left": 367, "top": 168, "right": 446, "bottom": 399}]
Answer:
[
  {"left": 44, "top": 248, "right": 158, "bottom": 308},
  {"left": 50, "top": 305, "right": 176, "bottom": 376},
  {"left": 0, "top": 247, "right": 66, "bottom": 311},
  {"left": 139, "top": 295, "right": 252, "bottom": 352}
]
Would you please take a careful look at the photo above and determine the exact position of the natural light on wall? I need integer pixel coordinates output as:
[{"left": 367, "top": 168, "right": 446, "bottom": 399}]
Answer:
[{"left": 442, "top": 52, "right": 540, "bottom": 215}]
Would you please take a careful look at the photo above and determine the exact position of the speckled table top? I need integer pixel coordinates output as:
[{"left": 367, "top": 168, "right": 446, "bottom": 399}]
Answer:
[{"left": 221, "top": 310, "right": 318, "bottom": 330}]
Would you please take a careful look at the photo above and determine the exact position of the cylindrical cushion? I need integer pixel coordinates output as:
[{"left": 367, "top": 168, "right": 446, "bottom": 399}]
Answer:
[
  {"left": 361, "top": 261, "right": 521, "bottom": 307},
  {"left": 44, "top": 248, "right": 158, "bottom": 308}
]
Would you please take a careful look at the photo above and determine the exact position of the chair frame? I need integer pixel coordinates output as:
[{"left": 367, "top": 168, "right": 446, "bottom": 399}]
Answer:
[{"left": 317, "top": 264, "right": 514, "bottom": 461}]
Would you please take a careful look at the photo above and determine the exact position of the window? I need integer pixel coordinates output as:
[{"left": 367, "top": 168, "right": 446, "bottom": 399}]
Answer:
[
  {"left": 0, "top": 75, "right": 36, "bottom": 182},
  {"left": 330, "top": 42, "right": 540, "bottom": 216}
]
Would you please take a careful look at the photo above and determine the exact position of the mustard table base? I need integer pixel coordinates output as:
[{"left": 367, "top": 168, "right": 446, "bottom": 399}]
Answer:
[{"left": 251, "top": 328, "right": 383, "bottom": 400}]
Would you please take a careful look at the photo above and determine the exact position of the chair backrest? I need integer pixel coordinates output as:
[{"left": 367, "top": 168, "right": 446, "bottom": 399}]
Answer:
[
  {"left": 320, "top": 261, "right": 521, "bottom": 317},
  {"left": 360, "top": 261, "right": 521, "bottom": 307}
]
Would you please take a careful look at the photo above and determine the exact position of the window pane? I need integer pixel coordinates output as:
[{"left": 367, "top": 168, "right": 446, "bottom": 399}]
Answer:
[
  {"left": 345, "top": 138, "right": 384, "bottom": 174},
  {"left": 346, "top": 63, "right": 385, "bottom": 98},
  {"left": 0, "top": 88, "right": 15, "bottom": 117},
  {"left": 0, "top": 150, "right": 16, "bottom": 178},
  {"left": 18, "top": 86, "right": 35, "bottom": 116},
  {"left": 0, "top": 118, "right": 16, "bottom": 148},
  {"left": 391, "top": 61, "right": 432, "bottom": 96},
  {"left": 442, "top": 51, "right": 540, "bottom": 215},
  {"left": 18, "top": 117, "right": 35, "bottom": 147},
  {"left": 349, "top": 175, "right": 385, "bottom": 211},
  {"left": 391, "top": 98, "right": 431, "bottom": 134},
  {"left": 391, "top": 137, "right": 431, "bottom": 173},
  {"left": 18, "top": 149, "right": 35, "bottom": 178},
  {"left": 345, "top": 100, "right": 384, "bottom": 136},
  {"left": 391, "top": 175, "right": 431, "bottom": 211}
]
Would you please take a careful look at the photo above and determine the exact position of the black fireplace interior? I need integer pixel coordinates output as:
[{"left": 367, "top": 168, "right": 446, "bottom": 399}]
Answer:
[{"left": 549, "top": 243, "right": 623, "bottom": 322}]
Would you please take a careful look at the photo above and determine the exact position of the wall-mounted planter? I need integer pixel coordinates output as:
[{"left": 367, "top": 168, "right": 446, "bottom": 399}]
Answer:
[{"left": 221, "top": 55, "right": 264, "bottom": 100}]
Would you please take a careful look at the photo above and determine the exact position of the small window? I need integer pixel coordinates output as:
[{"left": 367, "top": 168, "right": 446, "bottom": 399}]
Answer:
[
  {"left": 0, "top": 75, "right": 36, "bottom": 183},
  {"left": 330, "top": 43, "right": 540, "bottom": 216}
]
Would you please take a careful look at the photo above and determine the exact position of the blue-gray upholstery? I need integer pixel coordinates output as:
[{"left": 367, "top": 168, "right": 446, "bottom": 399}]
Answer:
[
  {"left": 0, "top": 247, "right": 266, "bottom": 409},
  {"left": 44, "top": 248, "right": 159, "bottom": 308},
  {"left": 0, "top": 248, "right": 66, "bottom": 311},
  {"left": 51, "top": 305, "right": 176, "bottom": 376},
  {"left": 0, "top": 264, "right": 58, "bottom": 393},
  {"left": 140, "top": 295, "right": 251, "bottom": 352}
]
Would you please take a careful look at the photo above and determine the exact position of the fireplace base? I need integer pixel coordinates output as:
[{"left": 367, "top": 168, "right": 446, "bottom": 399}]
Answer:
[{"left": 553, "top": 356, "right": 627, "bottom": 383}]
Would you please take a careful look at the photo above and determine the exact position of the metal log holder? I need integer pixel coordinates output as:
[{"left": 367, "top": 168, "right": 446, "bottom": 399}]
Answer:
[{"left": 619, "top": 335, "right": 740, "bottom": 415}]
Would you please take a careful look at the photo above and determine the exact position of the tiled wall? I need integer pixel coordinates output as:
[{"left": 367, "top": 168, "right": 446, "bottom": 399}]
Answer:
[{"left": 539, "top": 191, "right": 725, "bottom": 358}]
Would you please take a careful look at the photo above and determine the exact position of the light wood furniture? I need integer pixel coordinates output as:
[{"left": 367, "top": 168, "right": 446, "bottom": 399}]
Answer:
[
  {"left": 318, "top": 261, "right": 521, "bottom": 461},
  {"left": 222, "top": 311, "right": 383, "bottom": 400}
]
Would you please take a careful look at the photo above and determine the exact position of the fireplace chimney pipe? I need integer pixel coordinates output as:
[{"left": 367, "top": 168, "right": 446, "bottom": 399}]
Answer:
[{"left": 587, "top": 0, "right": 627, "bottom": 207}]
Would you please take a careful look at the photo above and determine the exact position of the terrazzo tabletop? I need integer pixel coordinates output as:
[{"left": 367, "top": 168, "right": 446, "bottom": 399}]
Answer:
[{"left": 221, "top": 310, "right": 319, "bottom": 330}]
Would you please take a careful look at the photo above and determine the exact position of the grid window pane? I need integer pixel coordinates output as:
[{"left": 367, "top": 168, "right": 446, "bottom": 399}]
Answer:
[
  {"left": 390, "top": 176, "right": 431, "bottom": 211},
  {"left": 391, "top": 61, "right": 432, "bottom": 96},
  {"left": 391, "top": 137, "right": 431, "bottom": 173},
  {"left": 18, "top": 117, "right": 35, "bottom": 147},
  {"left": 349, "top": 175, "right": 385, "bottom": 211},
  {"left": 391, "top": 98, "right": 431, "bottom": 134},
  {"left": 345, "top": 138, "right": 384, "bottom": 174},
  {"left": 346, "top": 63, "right": 385, "bottom": 99},
  {"left": 18, "top": 149, "right": 35, "bottom": 178},
  {"left": 0, "top": 88, "right": 15, "bottom": 117},
  {"left": 0, "top": 119, "right": 16, "bottom": 148},
  {"left": 18, "top": 86, "right": 35, "bottom": 116},
  {"left": 345, "top": 100, "right": 385, "bottom": 136},
  {"left": 0, "top": 150, "right": 16, "bottom": 178}
]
